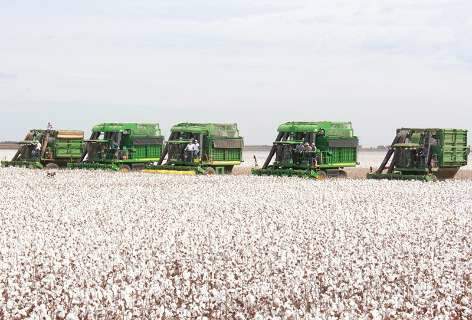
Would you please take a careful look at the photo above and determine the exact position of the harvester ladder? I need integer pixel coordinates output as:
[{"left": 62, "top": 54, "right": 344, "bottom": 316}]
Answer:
[
  {"left": 262, "top": 132, "right": 284, "bottom": 169},
  {"left": 375, "top": 135, "right": 399, "bottom": 174},
  {"left": 11, "top": 132, "right": 31, "bottom": 161},
  {"left": 376, "top": 130, "right": 408, "bottom": 174},
  {"left": 40, "top": 131, "right": 50, "bottom": 159},
  {"left": 80, "top": 132, "right": 101, "bottom": 161},
  {"left": 422, "top": 132, "right": 433, "bottom": 170},
  {"left": 157, "top": 132, "right": 177, "bottom": 165}
]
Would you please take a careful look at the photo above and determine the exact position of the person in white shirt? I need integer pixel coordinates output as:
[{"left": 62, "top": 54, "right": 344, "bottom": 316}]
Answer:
[
  {"left": 193, "top": 139, "right": 200, "bottom": 157},
  {"left": 185, "top": 141, "right": 194, "bottom": 162},
  {"left": 185, "top": 142, "right": 194, "bottom": 152},
  {"left": 34, "top": 142, "right": 42, "bottom": 158}
]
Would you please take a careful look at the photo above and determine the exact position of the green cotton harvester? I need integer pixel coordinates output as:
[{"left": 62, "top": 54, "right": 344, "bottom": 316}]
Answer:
[
  {"left": 367, "top": 128, "right": 470, "bottom": 181},
  {"left": 68, "top": 123, "right": 164, "bottom": 172},
  {"left": 144, "top": 123, "right": 244, "bottom": 175},
  {"left": 252, "top": 121, "right": 359, "bottom": 179},
  {"left": 1, "top": 129, "right": 84, "bottom": 169}
]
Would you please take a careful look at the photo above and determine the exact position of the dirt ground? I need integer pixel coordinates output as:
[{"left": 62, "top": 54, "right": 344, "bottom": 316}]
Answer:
[{"left": 233, "top": 166, "right": 472, "bottom": 180}]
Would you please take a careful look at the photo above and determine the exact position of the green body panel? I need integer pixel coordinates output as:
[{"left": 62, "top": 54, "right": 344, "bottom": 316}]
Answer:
[
  {"left": 129, "top": 145, "right": 162, "bottom": 160},
  {"left": 2, "top": 160, "right": 44, "bottom": 169},
  {"left": 55, "top": 140, "right": 84, "bottom": 158},
  {"left": 319, "top": 162, "right": 358, "bottom": 169},
  {"left": 1, "top": 129, "right": 84, "bottom": 169},
  {"left": 367, "top": 128, "right": 469, "bottom": 181},
  {"left": 317, "top": 147, "right": 357, "bottom": 168},
  {"left": 92, "top": 123, "right": 162, "bottom": 137},
  {"left": 80, "top": 123, "right": 164, "bottom": 170},
  {"left": 207, "top": 142, "right": 243, "bottom": 163},
  {"left": 278, "top": 121, "right": 355, "bottom": 137},
  {"left": 253, "top": 121, "right": 358, "bottom": 178},
  {"left": 437, "top": 129, "right": 468, "bottom": 167},
  {"left": 170, "top": 123, "right": 239, "bottom": 137}
]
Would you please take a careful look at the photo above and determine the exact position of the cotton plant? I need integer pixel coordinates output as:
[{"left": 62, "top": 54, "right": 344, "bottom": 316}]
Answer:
[{"left": 0, "top": 167, "right": 471, "bottom": 319}]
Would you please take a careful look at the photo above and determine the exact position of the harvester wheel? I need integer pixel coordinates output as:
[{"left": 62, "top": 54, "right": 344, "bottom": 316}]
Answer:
[
  {"left": 317, "top": 171, "right": 327, "bottom": 180},
  {"left": 45, "top": 163, "right": 59, "bottom": 170},
  {"left": 204, "top": 167, "right": 216, "bottom": 175},
  {"left": 338, "top": 170, "right": 348, "bottom": 179},
  {"left": 224, "top": 166, "right": 234, "bottom": 174},
  {"left": 119, "top": 165, "right": 131, "bottom": 173}
]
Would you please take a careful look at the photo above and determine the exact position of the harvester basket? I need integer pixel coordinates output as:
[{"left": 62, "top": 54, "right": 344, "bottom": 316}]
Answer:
[{"left": 56, "top": 130, "right": 84, "bottom": 139}]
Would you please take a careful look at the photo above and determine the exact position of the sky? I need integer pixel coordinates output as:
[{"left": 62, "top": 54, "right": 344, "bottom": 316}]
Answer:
[{"left": 0, "top": 0, "right": 471, "bottom": 146}]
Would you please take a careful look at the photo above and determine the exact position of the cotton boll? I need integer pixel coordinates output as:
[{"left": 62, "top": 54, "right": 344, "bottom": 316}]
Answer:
[
  {"left": 273, "top": 297, "right": 282, "bottom": 308},
  {"left": 284, "top": 309, "right": 296, "bottom": 320},
  {"left": 0, "top": 168, "right": 471, "bottom": 318},
  {"left": 370, "top": 309, "right": 382, "bottom": 320},
  {"left": 55, "top": 305, "right": 66, "bottom": 319},
  {"left": 254, "top": 313, "right": 264, "bottom": 320},
  {"left": 246, "top": 293, "right": 256, "bottom": 306},
  {"left": 65, "top": 312, "right": 79, "bottom": 320},
  {"left": 31, "top": 304, "right": 50, "bottom": 320}
]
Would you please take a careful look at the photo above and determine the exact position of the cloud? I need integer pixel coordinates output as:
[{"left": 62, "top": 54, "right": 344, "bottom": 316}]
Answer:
[
  {"left": 0, "top": 72, "right": 17, "bottom": 80},
  {"left": 0, "top": 0, "right": 471, "bottom": 144}
]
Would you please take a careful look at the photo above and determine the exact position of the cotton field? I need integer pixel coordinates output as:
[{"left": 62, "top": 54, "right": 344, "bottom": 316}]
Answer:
[{"left": 0, "top": 169, "right": 471, "bottom": 319}]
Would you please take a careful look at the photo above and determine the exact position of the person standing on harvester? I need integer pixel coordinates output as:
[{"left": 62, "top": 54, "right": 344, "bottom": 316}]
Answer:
[
  {"left": 34, "top": 141, "right": 42, "bottom": 159},
  {"left": 185, "top": 141, "right": 192, "bottom": 161},
  {"left": 193, "top": 139, "right": 200, "bottom": 157}
]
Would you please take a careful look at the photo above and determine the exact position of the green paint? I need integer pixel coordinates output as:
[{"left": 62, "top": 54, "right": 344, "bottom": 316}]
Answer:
[
  {"left": 170, "top": 123, "right": 240, "bottom": 138},
  {"left": 147, "top": 122, "right": 244, "bottom": 175},
  {"left": 368, "top": 128, "right": 469, "bottom": 181},
  {"left": 78, "top": 123, "right": 164, "bottom": 171},
  {"left": 253, "top": 121, "right": 359, "bottom": 178},
  {"left": 1, "top": 129, "right": 84, "bottom": 169},
  {"left": 277, "top": 121, "right": 355, "bottom": 138}
]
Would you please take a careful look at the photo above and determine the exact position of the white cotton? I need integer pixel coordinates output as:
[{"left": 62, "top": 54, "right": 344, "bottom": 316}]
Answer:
[{"left": 0, "top": 168, "right": 470, "bottom": 318}]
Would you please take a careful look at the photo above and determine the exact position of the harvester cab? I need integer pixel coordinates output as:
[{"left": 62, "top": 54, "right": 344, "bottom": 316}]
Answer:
[
  {"left": 252, "top": 122, "right": 358, "bottom": 179},
  {"left": 145, "top": 123, "right": 244, "bottom": 175},
  {"left": 69, "top": 123, "right": 164, "bottom": 172},
  {"left": 367, "top": 128, "right": 469, "bottom": 181},
  {"left": 2, "top": 129, "right": 84, "bottom": 169},
  {"left": 164, "top": 133, "right": 201, "bottom": 165},
  {"left": 16, "top": 134, "right": 42, "bottom": 160},
  {"left": 83, "top": 131, "right": 127, "bottom": 163},
  {"left": 272, "top": 132, "right": 323, "bottom": 169}
]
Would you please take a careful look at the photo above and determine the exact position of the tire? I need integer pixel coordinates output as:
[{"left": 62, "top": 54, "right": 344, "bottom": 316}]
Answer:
[
  {"left": 119, "top": 165, "right": 131, "bottom": 173},
  {"left": 131, "top": 164, "right": 145, "bottom": 171},
  {"left": 317, "top": 170, "right": 327, "bottom": 180},
  {"left": 204, "top": 167, "right": 216, "bottom": 175},
  {"left": 338, "top": 170, "right": 348, "bottom": 179},
  {"left": 224, "top": 166, "right": 234, "bottom": 174},
  {"left": 45, "top": 163, "right": 60, "bottom": 170}
]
